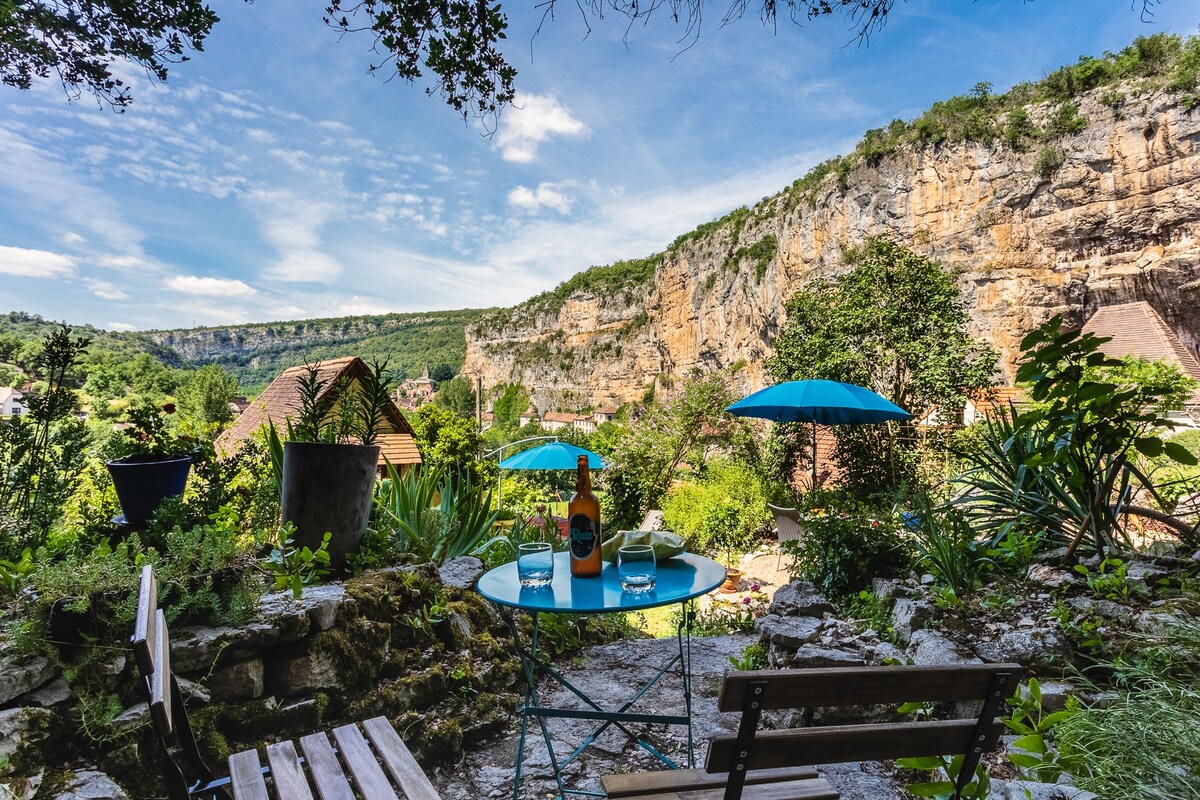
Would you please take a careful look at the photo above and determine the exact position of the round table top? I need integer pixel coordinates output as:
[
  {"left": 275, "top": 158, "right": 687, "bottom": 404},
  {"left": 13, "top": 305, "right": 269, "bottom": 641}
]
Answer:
[{"left": 476, "top": 551, "right": 727, "bottom": 613}]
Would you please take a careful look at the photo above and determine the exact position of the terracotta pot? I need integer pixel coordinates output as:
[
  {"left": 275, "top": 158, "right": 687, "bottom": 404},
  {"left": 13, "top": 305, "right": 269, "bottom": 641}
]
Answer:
[{"left": 719, "top": 567, "right": 743, "bottom": 593}]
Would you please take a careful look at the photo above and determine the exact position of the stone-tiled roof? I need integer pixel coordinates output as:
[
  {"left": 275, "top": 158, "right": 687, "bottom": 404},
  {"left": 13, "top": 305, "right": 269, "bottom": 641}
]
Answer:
[
  {"left": 217, "top": 357, "right": 421, "bottom": 467},
  {"left": 1083, "top": 302, "right": 1200, "bottom": 381}
]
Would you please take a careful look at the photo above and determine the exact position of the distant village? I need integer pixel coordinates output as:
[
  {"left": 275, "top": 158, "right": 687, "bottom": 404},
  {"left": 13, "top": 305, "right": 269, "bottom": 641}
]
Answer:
[{"left": 392, "top": 366, "right": 617, "bottom": 433}]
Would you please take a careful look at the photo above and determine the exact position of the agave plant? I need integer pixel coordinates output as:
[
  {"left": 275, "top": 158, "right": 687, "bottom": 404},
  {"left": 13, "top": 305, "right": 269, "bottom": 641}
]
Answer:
[{"left": 373, "top": 463, "right": 504, "bottom": 565}]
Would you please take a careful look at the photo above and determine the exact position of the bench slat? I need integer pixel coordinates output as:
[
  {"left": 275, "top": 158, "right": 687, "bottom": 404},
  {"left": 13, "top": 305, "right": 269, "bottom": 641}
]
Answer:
[
  {"left": 301, "top": 731, "right": 356, "bottom": 800},
  {"left": 228, "top": 749, "right": 269, "bottom": 800},
  {"left": 718, "top": 664, "right": 1022, "bottom": 712},
  {"left": 266, "top": 739, "right": 315, "bottom": 800},
  {"left": 148, "top": 610, "right": 173, "bottom": 737},
  {"left": 705, "top": 719, "right": 996, "bottom": 772},
  {"left": 132, "top": 565, "right": 157, "bottom": 677},
  {"left": 331, "top": 723, "right": 399, "bottom": 800},
  {"left": 363, "top": 716, "right": 441, "bottom": 800},
  {"left": 616, "top": 777, "right": 839, "bottom": 800},
  {"left": 602, "top": 766, "right": 819, "bottom": 797}
]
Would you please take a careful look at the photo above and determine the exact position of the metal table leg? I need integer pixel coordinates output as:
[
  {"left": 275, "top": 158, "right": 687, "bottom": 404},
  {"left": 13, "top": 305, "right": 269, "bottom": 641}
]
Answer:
[{"left": 496, "top": 601, "right": 698, "bottom": 799}]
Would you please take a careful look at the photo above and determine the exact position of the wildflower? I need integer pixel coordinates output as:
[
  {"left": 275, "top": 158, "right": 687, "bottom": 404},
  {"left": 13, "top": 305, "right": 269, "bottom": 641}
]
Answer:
[{"left": 741, "top": 596, "right": 751, "bottom": 605}]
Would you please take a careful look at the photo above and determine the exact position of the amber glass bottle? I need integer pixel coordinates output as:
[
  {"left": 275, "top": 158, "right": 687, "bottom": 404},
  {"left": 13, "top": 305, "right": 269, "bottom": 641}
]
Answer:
[{"left": 568, "top": 455, "right": 602, "bottom": 577}]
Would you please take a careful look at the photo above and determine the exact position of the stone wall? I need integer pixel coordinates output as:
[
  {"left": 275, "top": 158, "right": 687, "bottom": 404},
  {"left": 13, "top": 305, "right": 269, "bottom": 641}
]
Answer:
[{"left": 0, "top": 559, "right": 519, "bottom": 800}]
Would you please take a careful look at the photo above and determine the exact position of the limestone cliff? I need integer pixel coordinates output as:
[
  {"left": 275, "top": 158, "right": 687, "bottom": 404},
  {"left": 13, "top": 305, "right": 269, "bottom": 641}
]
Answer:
[{"left": 464, "top": 85, "right": 1200, "bottom": 413}]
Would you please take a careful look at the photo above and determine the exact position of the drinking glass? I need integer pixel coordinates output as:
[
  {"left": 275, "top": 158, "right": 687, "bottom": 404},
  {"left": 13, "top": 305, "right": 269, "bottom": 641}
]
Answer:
[
  {"left": 617, "top": 544, "right": 656, "bottom": 593},
  {"left": 517, "top": 542, "right": 554, "bottom": 587}
]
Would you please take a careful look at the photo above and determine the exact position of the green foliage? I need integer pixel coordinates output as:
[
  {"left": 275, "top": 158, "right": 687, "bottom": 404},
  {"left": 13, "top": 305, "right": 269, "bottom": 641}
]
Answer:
[
  {"left": 724, "top": 235, "right": 778, "bottom": 283},
  {"left": 1002, "top": 107, "right": 1040, "bottom": 151},
  {"left": 767, "top": 237, "right": 996, "bottom": 496},
  {"left": 729, "top": 642, "right": 768, "bottom": 670},
  {"left": 372, "top": 464, "right": 503, "bottom": 564},
  {"left": 1054, "top": 616, "right": 1200, "bottom": 799},
  {"left": 471, "top": 256, "right": 659, "bottom": 335},
  {"left": 1033, "top": 146, "right": 1065, "bottom": 179},
  {"left": 432, "top": 375, "right": 477, "bottom": 419},
  {"left": 1016, "top": 317, "right": 1195, "bottom": 554},
  {"left": 660, "top": 460, "right": 771, "bottom": 560},
  {"left": 908, "top": 504, "right": 989, "bottom": 600},
  {"left": 1003, "top": 678, "right": 1078, "bottom": 782},
  {"left": 897, "top": 754, "right": 990, "bottom": 800},
  {"left": 1074, "top": 557, "right": 1137, "bottom": 602},
  {"left": 0, "top": 324, "right": 91, "bottom": 548},
  {"left": 781, "top": 508, "right": 911, "bottom": 601},
  {"left": 846, "top": 589, "right": 895, "bottom": 642},
  {"left": 490, "top": 383, "right": 530, "bottom": 431},
  {"left": 177, "top": 363, "right": 240, "bottom": 428},
  {"left": 408, "top": 403, "right": 493, "bottom": 486},
  {"left": 1046, "top": 102, "right": 1088, "bottom": 137},
  {"left": 102, "top": 398, "right": 195, "bottom": 460},
  {"left": 674, "top": 585, "right": 769, "bottom": 636},
  {"left": 261, "top": 523, "right": 332, "bottom": 600},
  {"left": 600, "top": 370, "right": 751, "bottom": 530}
]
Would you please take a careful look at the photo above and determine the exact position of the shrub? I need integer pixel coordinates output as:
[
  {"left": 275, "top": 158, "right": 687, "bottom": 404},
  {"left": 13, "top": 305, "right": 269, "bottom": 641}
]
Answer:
[
  {"left": 661, "top": 461, "right": 772, "bottom": 559},
  {"left": 1046, "top": 103, "right": 1088, "bottom": 138},
  {"left": 1034, "top": 147, "right": 1065, "bottom": 179},
  {"left": 781, "top": 509, "right": 912, "bottom": 601}
]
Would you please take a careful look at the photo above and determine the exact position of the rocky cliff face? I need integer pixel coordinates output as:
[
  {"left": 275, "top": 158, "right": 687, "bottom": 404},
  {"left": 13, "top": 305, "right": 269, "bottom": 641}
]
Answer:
[{"left": 465, "top": 87, "right": 1200, "bottom": 412}]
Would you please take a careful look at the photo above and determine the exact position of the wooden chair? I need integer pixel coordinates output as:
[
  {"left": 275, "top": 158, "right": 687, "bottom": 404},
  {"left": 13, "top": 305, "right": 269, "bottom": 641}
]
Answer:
[
  {"left": 602, "top": 663, "right": 1022, "bottom": 800},
  {"left": 766, "top": 504, "right": 803, "bottom": 569},
  {"left": 131, "top": 565, "right": 442, "bottom": 800}
]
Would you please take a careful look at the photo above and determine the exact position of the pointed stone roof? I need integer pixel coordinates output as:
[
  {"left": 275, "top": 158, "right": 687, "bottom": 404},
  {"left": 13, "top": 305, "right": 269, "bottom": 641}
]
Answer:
[
  {"left": 1083, "top": 302, "right": 1200, "bottom": 386},
  {"left": 217, "top": 356, "right": 421, "bottom": 467}
]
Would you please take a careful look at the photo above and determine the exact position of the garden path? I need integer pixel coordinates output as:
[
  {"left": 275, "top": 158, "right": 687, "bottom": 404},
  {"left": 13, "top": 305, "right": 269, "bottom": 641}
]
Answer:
[{"left": 432, "top": 546, "right": 906, "bottom": 799}]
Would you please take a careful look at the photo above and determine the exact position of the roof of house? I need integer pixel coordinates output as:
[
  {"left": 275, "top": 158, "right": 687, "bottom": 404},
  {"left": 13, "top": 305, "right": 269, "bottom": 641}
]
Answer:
[
  {"left": 542, "top": 412, "right": 580, "bottom": 424},
  {"left": 0, "top": 387, "right": 21, "bottom": 404},
  {"left": 1083, "top": 302, "right": 1200, "bottom": 381},
  {"left": 594, "top": 406, "right": 618, "bottom": 415},
  {"left": 217, "top": 357, "right": 421, "bottom": 465}
]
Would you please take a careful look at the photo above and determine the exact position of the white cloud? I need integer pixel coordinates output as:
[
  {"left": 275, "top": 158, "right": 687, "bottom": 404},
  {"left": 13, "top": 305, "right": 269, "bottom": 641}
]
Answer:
[
  {"left": 165, "top": 275, "right": 258, "bottom": 297},
  {"left": 0, "top": 245, "right": 76, "bottom": 277},
  {"left": 107, "top": 322, "right": 138, "bottom": 332},
  {"left": 494, "top": 93, "right": 587, "bottom": 163},
  {"left": 508, "top": 183, "right": 575, "bottom": 215},
  {"left": 62, "top": 232, "right": 85, "bottom": 245},
  {"left": 333, "top": 296, "right": 394, "bottom": 316},
  {"left": 86, "top": 279, "right": 129, "bottom": 300},
  {"left": 246, "top": 190, "right": 347, "bottom": 283}
]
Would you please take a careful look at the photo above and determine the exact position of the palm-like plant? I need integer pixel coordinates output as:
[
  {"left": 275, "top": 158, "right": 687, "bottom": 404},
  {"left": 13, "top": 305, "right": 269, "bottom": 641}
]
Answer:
[{"left": 373, "top": 464, "right": 503, "bottom": 564}]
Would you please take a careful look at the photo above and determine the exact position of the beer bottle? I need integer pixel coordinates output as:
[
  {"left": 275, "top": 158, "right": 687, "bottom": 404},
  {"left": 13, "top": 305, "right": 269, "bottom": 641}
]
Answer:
[{"left": 568, "top": 454, "right": 602, "bottom": 577}]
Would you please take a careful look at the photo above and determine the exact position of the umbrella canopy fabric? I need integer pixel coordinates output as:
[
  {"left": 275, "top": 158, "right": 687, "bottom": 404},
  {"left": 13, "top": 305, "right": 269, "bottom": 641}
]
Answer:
[
  {"left": 498, "top": 441, "right": 605, "bottom": 470},
  {"left": 725, "top": 379, "right": 910, "bottom": 424}
]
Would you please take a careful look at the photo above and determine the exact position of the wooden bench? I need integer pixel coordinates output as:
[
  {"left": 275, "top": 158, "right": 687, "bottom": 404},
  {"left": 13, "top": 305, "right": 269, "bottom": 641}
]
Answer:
[
  {"left": 601, "top": 663, "right": 1022, "bottom": 800},
  {"left": 131, "top": 565, "right": 442, "bottom": 800}
]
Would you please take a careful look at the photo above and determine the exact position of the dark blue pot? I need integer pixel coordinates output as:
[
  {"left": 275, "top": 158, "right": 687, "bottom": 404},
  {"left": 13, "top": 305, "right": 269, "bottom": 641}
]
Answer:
[{"left": 105, "top": 455, "right": 192, "bottom": 525}]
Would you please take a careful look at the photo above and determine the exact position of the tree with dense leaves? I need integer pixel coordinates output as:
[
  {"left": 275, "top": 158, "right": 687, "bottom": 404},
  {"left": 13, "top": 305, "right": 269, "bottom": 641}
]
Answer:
[
  {"left": 767, "top": 236, "right": 997, "bottom": 495},
  {"left": 2, "top": 1, "right": 1165, "bottom": 116},
  {"left": 179, "top": 363, "right": 240, "bottom": 428},
  {"left": 432, "top": 374, "right": 476, "bottom": 419},
  {"left": 408, "top": 402, "right": 493, "bottom": 485}
]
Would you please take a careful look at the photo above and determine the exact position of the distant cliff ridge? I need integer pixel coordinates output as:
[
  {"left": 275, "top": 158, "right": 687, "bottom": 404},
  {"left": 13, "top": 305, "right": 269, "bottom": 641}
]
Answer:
[{"left": 465, "top": 79, "right": 1200, "bottom": 413}]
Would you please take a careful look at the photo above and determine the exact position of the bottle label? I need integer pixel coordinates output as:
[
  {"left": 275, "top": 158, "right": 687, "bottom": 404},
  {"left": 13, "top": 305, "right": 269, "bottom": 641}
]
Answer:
[{"left": 569, "top": 513, "right": 597, "bottom": 560}]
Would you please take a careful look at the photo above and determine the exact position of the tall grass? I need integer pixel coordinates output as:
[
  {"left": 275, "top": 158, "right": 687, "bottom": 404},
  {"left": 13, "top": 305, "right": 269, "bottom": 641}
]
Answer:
[{"left": 1055, "top": 613, "right": 1200, "bottom": 799}]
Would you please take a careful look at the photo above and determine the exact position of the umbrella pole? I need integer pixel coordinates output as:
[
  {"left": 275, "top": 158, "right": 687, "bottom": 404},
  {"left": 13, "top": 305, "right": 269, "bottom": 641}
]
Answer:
[{"left": 811, "top": 421, "right": 818, "bottom": 491}]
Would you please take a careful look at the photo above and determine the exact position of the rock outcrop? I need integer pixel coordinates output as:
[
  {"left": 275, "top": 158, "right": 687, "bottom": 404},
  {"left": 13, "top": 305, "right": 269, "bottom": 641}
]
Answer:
[{"left": 465, "top": 86, "right": 1200, "bottom": 411}]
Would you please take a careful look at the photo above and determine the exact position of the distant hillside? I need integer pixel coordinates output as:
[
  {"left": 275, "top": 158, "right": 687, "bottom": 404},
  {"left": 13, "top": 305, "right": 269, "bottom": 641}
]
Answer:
[
  {"left": 146, "top": 309, "right": 490, "bottom": 394},
  {"left": 0, "top": 309, "right": 490, "bottom": 396}
]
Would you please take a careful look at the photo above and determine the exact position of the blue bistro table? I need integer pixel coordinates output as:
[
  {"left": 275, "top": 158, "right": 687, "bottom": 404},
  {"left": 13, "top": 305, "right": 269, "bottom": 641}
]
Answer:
[{"left": 477, "top": 552, "right": 726, "bottom": 799}]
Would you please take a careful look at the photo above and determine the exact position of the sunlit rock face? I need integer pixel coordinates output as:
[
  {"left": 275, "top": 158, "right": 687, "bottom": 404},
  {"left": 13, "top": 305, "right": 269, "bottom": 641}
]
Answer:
[{"left": 465, "top": 87, "right": 1200, "bottom": 411}]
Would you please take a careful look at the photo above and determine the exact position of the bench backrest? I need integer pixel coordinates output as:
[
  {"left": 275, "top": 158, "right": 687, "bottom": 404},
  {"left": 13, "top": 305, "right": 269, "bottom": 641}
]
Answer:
[
  {"left": 705, "top": 663, "right": 1022, "bottom": 800},
  {"left": 766, "top": 504, "right": 803, "bottom": 542},
  {"left": 131, "top": 565, "right": 229, "bottom": 800}
]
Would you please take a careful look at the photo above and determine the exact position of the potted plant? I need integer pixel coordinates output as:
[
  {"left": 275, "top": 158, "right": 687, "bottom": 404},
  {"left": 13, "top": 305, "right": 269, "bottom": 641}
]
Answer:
[
  {"left": 104, "top": 401, "right": 196, "bottom": 526},
  {"left": 276, "top": 359, "right": 394, "bottom": 572}
]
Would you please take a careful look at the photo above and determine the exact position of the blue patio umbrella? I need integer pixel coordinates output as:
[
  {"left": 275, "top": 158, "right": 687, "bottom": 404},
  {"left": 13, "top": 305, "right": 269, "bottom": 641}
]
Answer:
[
  {"left": 498, "top": 441, "right": 605, "bottom": 471},
  {"left": 725, "top": 379, "right": 909, "bottom": 486}
]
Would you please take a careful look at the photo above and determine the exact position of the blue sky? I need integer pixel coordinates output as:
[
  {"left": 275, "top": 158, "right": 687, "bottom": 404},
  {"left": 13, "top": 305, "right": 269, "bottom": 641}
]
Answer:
[{"left": 0, "top": 1, "right": 1197, "bottom": 332}]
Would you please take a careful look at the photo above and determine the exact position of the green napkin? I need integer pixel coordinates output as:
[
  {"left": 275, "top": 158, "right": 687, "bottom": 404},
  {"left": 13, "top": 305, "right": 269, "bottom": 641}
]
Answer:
[{"left": 601, "top": 530, "right": 686, "bottom": 563}]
